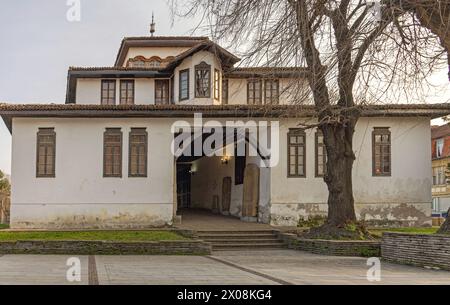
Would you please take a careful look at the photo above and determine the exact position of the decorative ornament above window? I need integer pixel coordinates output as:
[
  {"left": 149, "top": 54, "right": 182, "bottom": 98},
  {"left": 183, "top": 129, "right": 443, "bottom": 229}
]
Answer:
[{"left": 126, "top": 56, "right": 175, "bottom": 68}]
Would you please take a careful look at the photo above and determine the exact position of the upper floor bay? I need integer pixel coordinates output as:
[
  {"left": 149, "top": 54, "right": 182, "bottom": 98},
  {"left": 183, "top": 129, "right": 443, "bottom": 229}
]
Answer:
[{"left": 66, "top": 36, "right": 308, "bottom": 106}]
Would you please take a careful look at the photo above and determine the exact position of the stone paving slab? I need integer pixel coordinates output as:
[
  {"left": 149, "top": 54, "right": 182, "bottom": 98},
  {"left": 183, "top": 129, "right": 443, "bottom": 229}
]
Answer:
[
  {"left": 0, "top": 250, "right": 449, "bottom": 285},
  {"left": 212, "top": 250, "right": 450, "bottom": 285},
  {"left": 95, "top": 255, "right": 277, "bottom": 285},
  {"left": 0, "top": 255, "right": 89, "bottom": 285}
]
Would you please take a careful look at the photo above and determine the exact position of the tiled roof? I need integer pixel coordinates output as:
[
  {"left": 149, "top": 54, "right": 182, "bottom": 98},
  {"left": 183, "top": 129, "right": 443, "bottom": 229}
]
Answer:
[
  {"left": 122, "top": 36, "right": 209, "bottom": 41},
  {"left": 1, "top": 103, "right": 449, "bottom": 114},
  {"left": 69, "top": 66, "right": 164, "bottom": 72},
  {"left": 115, "top": 36, "right": 211, "bottom": 66},
  {"left": 225, "top": 67, "right": 309, "bottom": 77},
  {"left": 432, "top": 123, "right": 450, "bottom": 139}
]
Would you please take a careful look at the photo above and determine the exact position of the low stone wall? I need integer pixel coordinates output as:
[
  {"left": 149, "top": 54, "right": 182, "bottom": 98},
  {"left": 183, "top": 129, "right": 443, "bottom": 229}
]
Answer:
[
  {"left": 278, "top": 233, "right": 381, "bottom": 257},
  {"left": 382, "top": 232, "right": 450, "bottom": 270},
  {"left": 0, "top": 240, "right": 211, "bottom": 255}
]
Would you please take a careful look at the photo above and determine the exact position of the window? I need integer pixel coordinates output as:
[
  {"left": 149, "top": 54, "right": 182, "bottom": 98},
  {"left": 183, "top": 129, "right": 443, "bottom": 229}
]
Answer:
[
  {"left": 214, "top": 69, "right": 220, "bottom": 100},
  {"left": 247, "top": 79, "right": 262, "bottom": 105},
  {"left": 433, "top": 166, "right": 446, "bottom": 185},
  {"left": 315, "top": 131, "right": 327, "bottom": 177},
  {"left": 101, "top": 80, "right": 116, "bottom": 105},
  {"left": 222, "top": 79, "right": 229, "bottom": 105},
  {"left": 436, "top": 138, "right": 444, "bottom": 158},
  {"left": 155, "top": 80, "right": 170, "bottom": 105},
  {"left": 288, "top": 129, "right": 306, "bottom": 177},
  {"left": 432, "top": 198, "right": 440, "bottom": 213},
  {"left": 104, "top": 128, "right": 122, "bottom": 177},
  {"left": 129, "top": 128, "right": 148, "bottom": 177},
  {"left": 264, "top": 79, "right": 279, "bottom": 104},
  {"left": 195, "top": 62, "right": 211, "bottom": 98},
  {"left": 373, "top": 128, "right": 391, "bottom": 176},
  {"left": 120, "top": 80, "right": 134, "bottom": 105},
  {"left": 36, "top": 128, "right": 56, "bottom": 178},
  {"left": 234, "top": 140, "right": 247, "bottom": 185},
  {"left": 179, "top": 69, "right": 189, "bottom": 101}
]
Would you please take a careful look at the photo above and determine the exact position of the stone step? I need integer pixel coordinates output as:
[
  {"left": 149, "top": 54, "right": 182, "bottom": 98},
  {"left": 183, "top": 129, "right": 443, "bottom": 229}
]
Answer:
[
  {"left": 203, "top": 238, "right": 283, "bottom": 244},
  {"left": 197, "top": 230, "right": 276, "bottom": 235},
  {"left": 212, "top": 243, "right": 286, "bottom": 250},
  {"left": 198, "top": 233, "right": 276, "bottom": 240}
]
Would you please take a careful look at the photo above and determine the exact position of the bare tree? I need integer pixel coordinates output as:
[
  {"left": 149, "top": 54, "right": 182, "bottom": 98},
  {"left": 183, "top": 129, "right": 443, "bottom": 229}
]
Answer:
[{"left": 171, "top": 0, "right": 449, "bottom": 238}]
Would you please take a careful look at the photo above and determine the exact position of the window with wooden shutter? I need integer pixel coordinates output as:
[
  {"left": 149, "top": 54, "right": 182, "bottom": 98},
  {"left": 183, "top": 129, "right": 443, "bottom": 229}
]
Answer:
[
  {"left": 120, "top": 80, "right": 134, "bottom": 105},
  {"left": 129, "top": 128, "right": 148, "bottom": 177},
  {"left": 264, "top": 79, "right": 279, "bottom": 104},
  {"left": 247, "top": 79, "right": 262, "bottom": 105},
  {"left": 101, "top": 80, "right": 116, "bottom": 105},
  {"left": 155, "top": 80, "right": 170, "bottom": 105},
  {"left": 287, "top": 129, "right": 306, "bottom": 178},
  {"left": 373, "top": 128, "right": 391, "bottom": 176},
  {"left": 36, "top": 128, "right": 56, "bottom": 178},
  {"left": 315, "top": 131, "right": 327, "bottom": 177},
  {"left": 104, "top": 128, "right": 122, "bottom": 177}
]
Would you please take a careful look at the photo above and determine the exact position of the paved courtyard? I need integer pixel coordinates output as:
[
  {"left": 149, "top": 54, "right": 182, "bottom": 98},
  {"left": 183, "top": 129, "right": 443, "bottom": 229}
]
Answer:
[{"left": 0, "top": 250, "right": 449, "bottom": 285}]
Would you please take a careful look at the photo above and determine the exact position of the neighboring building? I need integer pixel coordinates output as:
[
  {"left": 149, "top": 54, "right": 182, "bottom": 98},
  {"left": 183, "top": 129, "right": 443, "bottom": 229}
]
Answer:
[
  {"left": 431, "top": 123, "right": 450, "bottom": 222},
  {"left": 1, "top": 35, "right": 450, "bottom": 230}
]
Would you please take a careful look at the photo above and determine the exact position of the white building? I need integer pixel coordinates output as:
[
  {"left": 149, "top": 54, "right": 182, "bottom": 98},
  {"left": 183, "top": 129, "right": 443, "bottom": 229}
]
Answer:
[{"left": 1, "top": 36, "right": 449, "bottom": 229}]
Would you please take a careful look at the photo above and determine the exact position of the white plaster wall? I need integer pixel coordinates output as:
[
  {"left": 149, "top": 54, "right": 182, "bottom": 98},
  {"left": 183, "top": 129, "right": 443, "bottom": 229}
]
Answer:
[
  {"left": 270, "top": 117, "right": 432, "bottom": 226},
  {"left": 227, "top": 78, "right": 309, "bottom": 105},
  {"left": 76, "top": 79, "right": 159, "bottom": 105},
  {"left": 174, "top": 51, "right": 222, "bottom": 105},
  {"left": 10, "top": 117, "right": 175, "bottom": 229},
  {"left": 76, "top": 79, "right": 101, "bottom": 105}
]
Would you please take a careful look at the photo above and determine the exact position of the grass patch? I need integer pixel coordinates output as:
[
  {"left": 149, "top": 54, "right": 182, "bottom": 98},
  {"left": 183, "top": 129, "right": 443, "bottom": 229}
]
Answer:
[
  {"left": 0, "top": 231, "right": 188, "bottom": 242},
  {"left": 0, "top": 224, "right": 9, "bottom": 230},
  {"left": 369, "top": 227, "right": 439, "bottom": 239}
]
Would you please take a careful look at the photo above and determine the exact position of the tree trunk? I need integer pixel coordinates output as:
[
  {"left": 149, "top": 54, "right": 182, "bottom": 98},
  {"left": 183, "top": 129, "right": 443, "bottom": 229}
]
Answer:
[
  {"left": 438, "top": 208, "right": 450, "bottom": 234},
  {"left": 322, "top": 120, "right": 357, "bottom": 227}
]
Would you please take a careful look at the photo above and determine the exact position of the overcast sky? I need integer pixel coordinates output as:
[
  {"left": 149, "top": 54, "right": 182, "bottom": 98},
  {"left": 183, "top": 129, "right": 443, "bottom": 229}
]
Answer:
[
  {"left": 0, "top": 0, "right": 449, "bottom": 175},
  {"left": 0, "top": 0, "right": 198, "bottom": 174}
]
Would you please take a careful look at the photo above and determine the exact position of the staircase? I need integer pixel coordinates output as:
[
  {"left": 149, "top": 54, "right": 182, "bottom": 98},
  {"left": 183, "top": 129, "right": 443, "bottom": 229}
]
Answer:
[{"left": 197, "top": 230, "right": 286, "bottom": 251}]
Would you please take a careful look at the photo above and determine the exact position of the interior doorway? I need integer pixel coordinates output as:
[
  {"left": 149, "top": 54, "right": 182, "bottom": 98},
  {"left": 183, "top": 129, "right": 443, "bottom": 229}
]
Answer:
[{"left": 176, "top": 163, "right": 192, "bottom": 209}]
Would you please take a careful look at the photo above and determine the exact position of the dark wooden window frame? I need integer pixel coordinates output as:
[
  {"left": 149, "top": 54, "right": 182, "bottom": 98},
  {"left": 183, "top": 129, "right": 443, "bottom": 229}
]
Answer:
[
  {"left": 155, "top": 79, "right": 170, "bottom": 105},
  {"left": 315, "top": 130, "right": 327, "bottom": 178},
  {"left": 101, "top": 80, "right": 116, "bottom": 105},
  {"left": 194, "top": 62, "right": 211, "bottom": 98},
  {"left": 103, "top": 128, "right": 123, "bottom": 178},
  {"left": 214, "top": 69, "right": 220, "bottom": 100},
  {"left": 287, "top": 129, "right": 306, "bottom": 178},
  {"left": 128, "top": 128, "right": 148, "bottom": 178},
  {"left": 247, "top": 79, "right": 262, "bottom": 105},
  {"left": 36, "top": 128, "right": 56, "bottom": 178},
  {"left": 222, "top": 78, "right": 229, "bottom": 105},
  {"left": 120, "top": 80, "right": 135, "bottom": 105},
  {"left": 372, "top": 127, "right": 392, "bottom": 177},
  {"left": 264, "top": 79, "right": 280, "bottom": 104},
  {"left": 179, "top": 69, "right": 190, "bottom": 101}
]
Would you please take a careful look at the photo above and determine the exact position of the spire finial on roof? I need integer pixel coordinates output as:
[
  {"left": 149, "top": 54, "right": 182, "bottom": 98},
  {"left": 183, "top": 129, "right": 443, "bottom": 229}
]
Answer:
[{"left": 150, "top": 12, "right": 156, "bottom": 37}]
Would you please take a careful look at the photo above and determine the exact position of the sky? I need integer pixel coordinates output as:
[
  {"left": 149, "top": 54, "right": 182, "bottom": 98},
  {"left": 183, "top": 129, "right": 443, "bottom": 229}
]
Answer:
[
  {"left": 0, "top": 0, "right": 198, "bottom": 174},
  {"left": 0, "top": 0, "right": 449, "bottom": 175}
]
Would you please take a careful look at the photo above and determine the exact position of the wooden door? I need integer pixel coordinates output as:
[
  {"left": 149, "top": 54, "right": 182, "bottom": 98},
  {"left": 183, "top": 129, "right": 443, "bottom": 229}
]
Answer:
[
  {"left": 242, "top": 164, "right": 260, "bottom": 217},
  {"left": 221, "top": 177, "right": 232, "bottom": 213}
]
